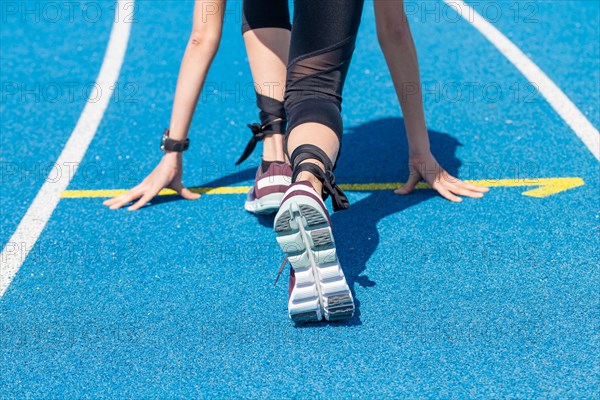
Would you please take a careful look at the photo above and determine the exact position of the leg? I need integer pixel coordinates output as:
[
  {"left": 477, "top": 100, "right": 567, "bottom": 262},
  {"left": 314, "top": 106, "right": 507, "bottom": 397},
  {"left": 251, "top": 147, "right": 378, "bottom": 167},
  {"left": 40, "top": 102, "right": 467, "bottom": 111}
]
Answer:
[
  {"left": 239, "top": 0, "right": 293, "bottom": 215},
  {"left": 238, "top": 0, "right": 291, "bottom": 166},
  {"left": 275, "top": 0, "right": 365, "bottom": 323},
  {"left": 285, "top": 0, "right": 364, "bottom": 208},
  {"left": 243, "top": 27, "right": 289, "bottom": 163}
]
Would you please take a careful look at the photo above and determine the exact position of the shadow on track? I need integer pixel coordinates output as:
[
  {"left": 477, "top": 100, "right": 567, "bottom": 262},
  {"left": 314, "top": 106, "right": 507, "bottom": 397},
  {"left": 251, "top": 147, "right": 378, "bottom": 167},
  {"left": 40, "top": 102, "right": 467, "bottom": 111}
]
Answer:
[
  {"left": 285, "top": 117, "right": 464, "bottom": 327},
  {"left": 141, "top": 117, "right": 464, "bottom": 327}
]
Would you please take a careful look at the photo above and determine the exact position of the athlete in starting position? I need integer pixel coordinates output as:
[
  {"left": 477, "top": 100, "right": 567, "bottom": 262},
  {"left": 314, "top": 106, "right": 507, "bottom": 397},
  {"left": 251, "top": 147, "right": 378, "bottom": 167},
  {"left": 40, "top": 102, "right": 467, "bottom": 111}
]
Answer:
[{"left": 104, "top": 0, "right": 488, "bottom": 323}]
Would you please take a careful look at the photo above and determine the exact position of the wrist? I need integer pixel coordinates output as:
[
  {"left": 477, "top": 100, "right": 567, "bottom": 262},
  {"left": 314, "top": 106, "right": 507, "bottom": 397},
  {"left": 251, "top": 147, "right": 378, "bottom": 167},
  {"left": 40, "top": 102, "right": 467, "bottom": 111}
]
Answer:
[
  {"left": 408, "top": 147, "right": 431, "bottom": 159},
  {"left": 163, "top": 151, "right": 182, "bottom": 162},
  {"left": 406, "top": 132, "right": 430, "bottom": 157},
  {"left": 161, "top": 128, "right": 190, "bottom": 153}
]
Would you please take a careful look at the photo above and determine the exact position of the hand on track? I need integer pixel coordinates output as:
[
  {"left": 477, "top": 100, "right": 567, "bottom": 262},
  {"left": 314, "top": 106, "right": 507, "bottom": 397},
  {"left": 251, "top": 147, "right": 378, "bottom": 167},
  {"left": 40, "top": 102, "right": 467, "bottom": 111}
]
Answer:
[
  {"left": 395, "top": 152, "right": 489, "bottom": 202},
  {"left": 103, "top": 152, "right": 200, "bottom": 211}
]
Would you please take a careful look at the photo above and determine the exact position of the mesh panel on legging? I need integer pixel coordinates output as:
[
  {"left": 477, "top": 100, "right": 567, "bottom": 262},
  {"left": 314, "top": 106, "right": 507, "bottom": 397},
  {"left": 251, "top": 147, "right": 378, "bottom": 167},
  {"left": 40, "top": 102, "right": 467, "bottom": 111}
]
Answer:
[
  {"left": 283, "top": 0, "right": 364, "bottom": 209},
  {"left": 284, "top": 0, "right": 365, "bottom": 142}
]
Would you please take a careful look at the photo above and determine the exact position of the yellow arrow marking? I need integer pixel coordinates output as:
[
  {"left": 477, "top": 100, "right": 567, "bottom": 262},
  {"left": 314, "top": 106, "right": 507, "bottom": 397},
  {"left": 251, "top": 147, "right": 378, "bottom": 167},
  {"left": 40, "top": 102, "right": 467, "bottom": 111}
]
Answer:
[
  {"left": 61, "top": 177, "right": 585, "bottom": 199},
  {"left": 471, "top": 177, "right": 585, "bottom": 198}
]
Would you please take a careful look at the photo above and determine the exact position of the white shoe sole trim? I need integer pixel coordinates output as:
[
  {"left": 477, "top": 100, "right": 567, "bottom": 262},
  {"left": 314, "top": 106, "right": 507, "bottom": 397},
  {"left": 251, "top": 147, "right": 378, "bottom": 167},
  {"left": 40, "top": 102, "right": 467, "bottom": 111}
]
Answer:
[
  {"left": 245, "top": 192, "right": 283, "bottom": 215},
  {"left": 274, "top": 193, "right": 354, "bottom": 322}
]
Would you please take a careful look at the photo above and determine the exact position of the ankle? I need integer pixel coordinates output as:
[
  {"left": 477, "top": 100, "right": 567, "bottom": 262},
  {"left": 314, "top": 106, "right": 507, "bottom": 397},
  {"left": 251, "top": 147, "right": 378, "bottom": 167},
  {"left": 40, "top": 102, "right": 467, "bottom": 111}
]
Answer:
[
  {"left": 296, "top": 171, "right": 323, "bottom": 195},
  {"left": 262, "top": 134, "right": 285, "bottom": 162},
  {"left": 294, "top": 159, "right": 326, "bottom": 194},
  {"left": 260, "top": 159, "right": 279, "bottom": 173}
]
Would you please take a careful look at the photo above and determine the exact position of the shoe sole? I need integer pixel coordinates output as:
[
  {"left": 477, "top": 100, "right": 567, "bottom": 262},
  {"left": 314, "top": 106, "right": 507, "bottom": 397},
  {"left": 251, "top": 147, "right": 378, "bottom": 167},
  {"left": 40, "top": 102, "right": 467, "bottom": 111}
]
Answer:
[
  {"left": 245, "top": 192, "right": 284, "bottom": 215},
  {"left": 274, "top": 196, "right": 354, "bottom": 323}
]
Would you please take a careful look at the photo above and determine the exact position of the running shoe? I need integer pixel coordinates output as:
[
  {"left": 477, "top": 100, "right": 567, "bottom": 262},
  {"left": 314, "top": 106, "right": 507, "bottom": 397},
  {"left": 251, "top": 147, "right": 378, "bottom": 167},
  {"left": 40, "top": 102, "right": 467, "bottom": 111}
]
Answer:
[
  {"left": 273, "top": 181, "right": 354, "bottom": 322},
  {"left": 245, "top": 162, "right": 292, "bottom": 215}
]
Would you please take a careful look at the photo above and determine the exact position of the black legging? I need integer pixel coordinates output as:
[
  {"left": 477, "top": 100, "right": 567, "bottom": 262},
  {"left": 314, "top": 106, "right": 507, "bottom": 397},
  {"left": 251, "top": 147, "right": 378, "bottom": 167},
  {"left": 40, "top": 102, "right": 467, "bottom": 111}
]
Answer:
[
  {"left": 284, "top": 0, "right": 365, "bottom": 210},
  {"left": 242, "top": 0, "right": 290, "bottom": 34},
  {"left": 238, "top": 0, "right": 365, "bottom": 177},
  {"left": 285, "top": 0, "right": 365, "bottom": 143}
]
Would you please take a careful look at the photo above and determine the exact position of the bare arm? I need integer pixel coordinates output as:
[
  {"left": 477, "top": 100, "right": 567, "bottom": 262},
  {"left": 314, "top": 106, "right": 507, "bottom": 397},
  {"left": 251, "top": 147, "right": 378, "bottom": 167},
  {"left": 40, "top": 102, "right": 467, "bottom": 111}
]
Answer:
[
  {"left": 374, "top": 0, "right": 429, "bottom": 155},
  {"left": 374, "top": 0, "right": 488, "bottom": 201},
  {"left": 104, "top": 0, "right": 225, "bottom": 210},
  {"left": 169, "top": 0, "right": 225, "bottom": 140}
]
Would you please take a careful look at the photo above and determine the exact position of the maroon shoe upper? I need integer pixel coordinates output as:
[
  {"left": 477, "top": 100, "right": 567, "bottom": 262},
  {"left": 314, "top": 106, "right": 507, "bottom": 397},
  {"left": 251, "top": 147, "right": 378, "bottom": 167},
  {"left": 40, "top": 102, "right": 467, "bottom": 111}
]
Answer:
[
  {"left": 280, "top": 181, "right": 332, "bottom": 225},
  {"left": 250, "top": 162, "right": 292, "bottom": 201}
]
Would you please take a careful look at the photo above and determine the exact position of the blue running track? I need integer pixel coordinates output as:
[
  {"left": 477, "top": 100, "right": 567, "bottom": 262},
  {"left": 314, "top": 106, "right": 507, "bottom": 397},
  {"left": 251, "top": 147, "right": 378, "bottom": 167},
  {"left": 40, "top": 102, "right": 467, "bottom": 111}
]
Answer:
[{"left": 1, "top": 1, "right": 598, "bottom": 397}]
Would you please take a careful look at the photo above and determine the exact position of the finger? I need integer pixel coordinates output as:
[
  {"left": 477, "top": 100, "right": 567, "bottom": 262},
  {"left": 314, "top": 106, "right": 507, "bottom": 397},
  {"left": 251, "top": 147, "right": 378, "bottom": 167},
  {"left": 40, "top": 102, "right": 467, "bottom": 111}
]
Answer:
[
  {"left": 108, "top": 190, "right": 142, "bottom": 210},
  {"left": 432, "top": 182, "right": 462, "bottom": 202},
  {"left": 127, "top": 190, "right": 157, "bottom": 211},
  {"left": 394, "top": 173, "right": 421, "bottom": 195},
  {"left": 103, "top": 185, "right": 142, "bottom": 207},
  {"left": 453, "top": 181, "right": 488, "bottom": 198},
  {"left": 107, "top": 188, "right": 145, "bottom": 210},
  {"left": 104, "top": 195, "right": 130, "bottom": 207},
  {"left": 439, "top": 174, "right": 490, "bottom": 197},
  {"left": 103, "top": 193, "right": 127, "bottom": 206},
  {"left": 179, "top": 187, "right": 201, "bottom": 200},
  {"left": 170, "top": 181, "right": 201, "bottom": 200},
  {"left": 443, "top": 179, "right": 487, "bottom": 198},
  {"left": 447, "top": 185, "right": 484, "bottom": 199},
  {"left": 454, "top": 179, "right": 490, "bottom": 193}
]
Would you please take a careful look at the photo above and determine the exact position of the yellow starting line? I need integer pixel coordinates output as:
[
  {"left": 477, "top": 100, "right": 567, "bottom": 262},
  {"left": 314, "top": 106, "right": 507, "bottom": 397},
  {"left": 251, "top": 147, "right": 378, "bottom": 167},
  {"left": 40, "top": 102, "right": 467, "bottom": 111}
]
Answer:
[{"left": 61, "top": 177, "right": 585, "bottom": 199}]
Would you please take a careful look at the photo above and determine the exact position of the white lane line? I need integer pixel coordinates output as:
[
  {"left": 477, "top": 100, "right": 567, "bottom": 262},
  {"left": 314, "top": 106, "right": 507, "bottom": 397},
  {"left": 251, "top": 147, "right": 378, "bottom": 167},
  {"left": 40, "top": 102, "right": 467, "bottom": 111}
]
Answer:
[
  {"left": 0, "top": 0, "right": 134, "bottom": 297},
  {"left": 444, "top": 0, "right": 600, "bottom": 161}
]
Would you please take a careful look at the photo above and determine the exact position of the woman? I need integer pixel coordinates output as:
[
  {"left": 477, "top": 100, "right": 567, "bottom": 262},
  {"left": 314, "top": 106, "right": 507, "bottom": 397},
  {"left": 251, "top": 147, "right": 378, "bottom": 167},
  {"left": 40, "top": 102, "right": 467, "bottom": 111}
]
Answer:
[
  {"left": 104, "top": 0, "right": 484, "bottom": 213},
  {"left": 105, "top": 0, "right": 488, "bottom": 323},
  {"left": 274, "top": 0, "right": 489, "bottom": 323}
]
